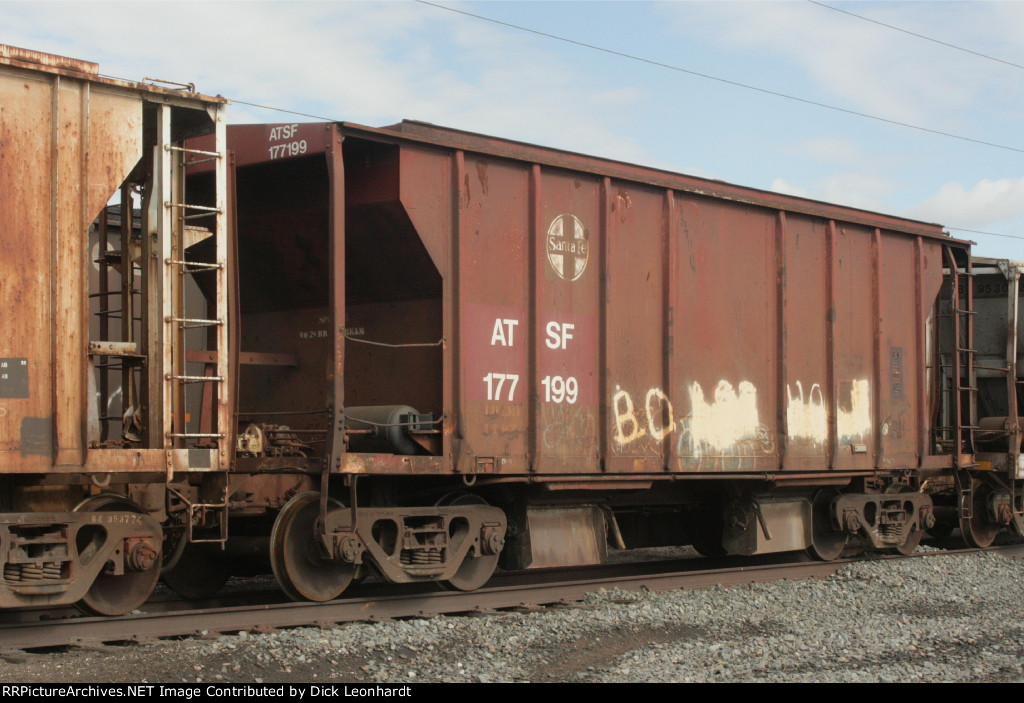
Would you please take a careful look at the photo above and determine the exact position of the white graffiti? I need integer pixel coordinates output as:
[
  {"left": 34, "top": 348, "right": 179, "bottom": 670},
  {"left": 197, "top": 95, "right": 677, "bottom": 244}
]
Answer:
[
  {"left": 785, "top": 378, "right": 871, "bottom": 444},
  {"left": 613, "top": 377, "right": 873, "bottom": 454},
  {"left": 613, "top": 379, "right": 761, "bottom": 456},
  {"left": 838, "top": 379, "right": 872, "bottom": 441},
  {"left": 645, "top": 388, "right": 674, "bottom": 442},
  {"left": 612, "top": 385, "right": 647, "bottom": 446},
  {"left": 687, "top": 380, "right": 760, "bottom": 457},
  {"left": 786, "top": 381, "right": 828, "bottom": 443}
]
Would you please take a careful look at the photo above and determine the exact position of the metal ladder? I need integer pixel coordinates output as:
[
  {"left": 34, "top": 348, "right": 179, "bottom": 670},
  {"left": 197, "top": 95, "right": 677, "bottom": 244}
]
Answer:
[
  {"left": 89, "top": 187, "right": 142, "bottom": 443},
  {"left": 152, "top": 103, "right": 230, "bottom": 544},
  {"left": 938, "top": 246, "right": 977, "bottom": 519}
]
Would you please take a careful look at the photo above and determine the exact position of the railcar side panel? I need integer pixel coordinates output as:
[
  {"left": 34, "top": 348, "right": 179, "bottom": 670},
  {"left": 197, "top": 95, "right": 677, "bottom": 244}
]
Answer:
[
  {"left": 380, "top": 127, "right": 960, "bottom": 478},
  {"left": 532, "top": 168, "right": 602, "bottom": 473},
  {"left": 671, "top": 195, "right": 779, "bottom": 473},
  {"left": 831, "top": 224, "right": 876, "bottom": 471},
  {"left": 604, "top": 183, "right": 666, "bottom": 473},
  {"left": 0, "top": 68, "right": 54, "bottom": 468},
  {"left": 458, "top": 156, "right": 531, "bottom": 472},
  {"left": 0, "top": 66, "right": 143, "bottom": 469},
  {"left": 779, "top": 214, "right": 830, "bottom": 470},
  {"left": 878, "top": 234, "right": 922, "bottom": 468}
]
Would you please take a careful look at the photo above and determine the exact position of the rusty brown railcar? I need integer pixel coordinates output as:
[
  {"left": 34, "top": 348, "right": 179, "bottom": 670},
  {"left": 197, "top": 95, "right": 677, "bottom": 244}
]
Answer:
[{"left": 179, "top": 116, "right": 1013, "bottom": 602}]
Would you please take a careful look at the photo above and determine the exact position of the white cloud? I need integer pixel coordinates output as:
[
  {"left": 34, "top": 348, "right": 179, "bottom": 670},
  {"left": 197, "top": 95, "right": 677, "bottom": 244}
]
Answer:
[
  {"left": 908, "top": 177, "right": 1024, "bottom": 228},
  {"left": 771, "top": 171, "right": 895, "bottom": 212}
]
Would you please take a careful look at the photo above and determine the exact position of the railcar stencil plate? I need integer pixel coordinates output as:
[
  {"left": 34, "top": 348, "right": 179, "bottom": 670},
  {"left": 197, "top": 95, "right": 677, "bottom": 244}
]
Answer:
[{"left": 0, "top": 359, "right": 28, "bottom": 398}]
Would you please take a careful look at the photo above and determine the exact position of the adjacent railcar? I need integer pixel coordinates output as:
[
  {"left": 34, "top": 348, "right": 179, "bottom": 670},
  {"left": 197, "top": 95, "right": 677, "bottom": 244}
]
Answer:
[{"left": 0, "top": 46, "right": 228, "bottom": 613}]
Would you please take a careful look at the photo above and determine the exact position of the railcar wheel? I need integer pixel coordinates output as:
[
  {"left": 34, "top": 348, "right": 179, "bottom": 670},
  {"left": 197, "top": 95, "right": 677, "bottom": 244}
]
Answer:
[
  {"left": 961, "top": 480, "right": 999, "bottom": 549},
  {"left": 270, "top": 492, "right": 355, "bottom": 602},
  {"left": 74, "top": 494, "right": 161, "bottom": 616},
  {"left": 897, "top": 527, "right": 924, "bottom": 555},
  {"left": 161, "top": 524, "right": 188, "bottom": 572},
  {"left": 437, "top": 494, "right": 500, "bottom": 592},
  {"left": 162, "top": 543, "right": 231, "bottom": 600},
  {"left": 807, "top": 489, "right": 846, "bottom": 561}
]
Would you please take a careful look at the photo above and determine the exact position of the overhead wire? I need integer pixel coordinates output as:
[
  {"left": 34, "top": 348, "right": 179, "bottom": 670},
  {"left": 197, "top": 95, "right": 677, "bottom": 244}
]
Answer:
[
  {"left": 946, "top": 227, "right": 1024, "bottom": 242},
  {"left": 413, "top": 0, "right": 1024, "bottom": 155},
  {"left": 229, "top": 100, "right": 336, "bottom": 122},
  {"left": 807, "top": 0, "right": 1024, "bottom": 71}
]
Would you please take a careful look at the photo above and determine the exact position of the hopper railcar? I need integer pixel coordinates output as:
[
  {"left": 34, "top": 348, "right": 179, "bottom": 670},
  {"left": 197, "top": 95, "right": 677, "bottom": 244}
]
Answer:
[{"left": 3, "top": 46, "right": 1023, "bottom": 615}]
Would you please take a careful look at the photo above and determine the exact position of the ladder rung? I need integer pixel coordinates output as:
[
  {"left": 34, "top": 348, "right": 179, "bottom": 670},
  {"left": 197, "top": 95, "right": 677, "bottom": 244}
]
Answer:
[
  {"left": 958, "top": 348, "right": 978, "bottom": 354},
  {"left": 89, "top": 290, "right": 140, "bottom": 299},
  {"left": 165, "top": 145, "right": 222, "bottom": 159},
  {"left": 934, "top": 425, "right": 979, "bottom": 430},
  {"left": 183, "top": 212, "right": 219, "bottom": 221},
  {"left": 166, "top": 375, "right": 225, "bottom": 383},
  {"left": 165, "top": 259, "right": 223, "bottom": 271},
  {"left": 165, "top": 202, "right": 221, "bottom": 213},
  {"left": 184, "top": 156, "right": 219, "bottom": 167},
  {"left": 165, "top": 317, "right": 223, "bottom": 328},
  {"left": 166, "top": 433, "right": 225, "bottom": 439},
  {"left": 94, "top": 313, "right": 143, "bottom": 321}
]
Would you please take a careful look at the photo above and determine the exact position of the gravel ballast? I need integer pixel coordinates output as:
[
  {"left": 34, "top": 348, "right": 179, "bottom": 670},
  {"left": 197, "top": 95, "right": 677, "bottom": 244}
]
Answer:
[{"left": 1, "top": 550, "right": 1022, "bottom": 683}]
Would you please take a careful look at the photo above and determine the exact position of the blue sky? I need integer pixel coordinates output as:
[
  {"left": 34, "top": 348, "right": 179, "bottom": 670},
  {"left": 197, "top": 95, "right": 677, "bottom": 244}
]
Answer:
[{"left": 5, "top": 1, "right": 1023, "bottom": 257}]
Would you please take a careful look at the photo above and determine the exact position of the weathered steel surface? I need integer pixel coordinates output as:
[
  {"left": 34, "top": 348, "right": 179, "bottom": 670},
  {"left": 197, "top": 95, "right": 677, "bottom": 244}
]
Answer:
[
  {"left": 0, "top": 46, "right": 225, "bottom": 475},
  {"left": 221, "top": 119, "right": 961, "bottom": 478}
]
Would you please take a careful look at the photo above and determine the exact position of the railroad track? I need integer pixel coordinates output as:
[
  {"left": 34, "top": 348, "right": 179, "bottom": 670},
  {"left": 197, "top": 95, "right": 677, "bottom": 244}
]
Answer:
[{"left": 3, "top": 544, "right": 1022, "bottom": 651}]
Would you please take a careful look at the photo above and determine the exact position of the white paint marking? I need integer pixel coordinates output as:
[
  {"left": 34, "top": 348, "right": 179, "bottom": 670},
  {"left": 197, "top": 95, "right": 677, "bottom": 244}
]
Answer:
[
  {"left": 645, "top": 388, "right": 674, "bottom": 442},
  {"left": 687, "top": 380, "right": 760, "bottom": 456},
  {"left": 490, "top": 318, "right": 519, "bottom": 346},
  {"left": 838, "top": 379, "right": 872, "bottom": 442},
  {"left": 786, "top": 381, "right": 828, "bottom": 444},
  {"left": 612, "top": 385, "right": 646, "bottom": 447}
]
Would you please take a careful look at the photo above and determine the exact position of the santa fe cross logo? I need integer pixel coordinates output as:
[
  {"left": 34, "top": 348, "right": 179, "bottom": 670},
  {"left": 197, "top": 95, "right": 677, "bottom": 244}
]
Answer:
[{"left": 545, "top": 214, "right": 589, "bottom": 281}]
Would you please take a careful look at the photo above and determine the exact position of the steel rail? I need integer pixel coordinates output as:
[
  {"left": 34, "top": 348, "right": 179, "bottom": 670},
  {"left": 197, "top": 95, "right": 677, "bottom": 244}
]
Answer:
[{"left": 2, "top": 544, "right": 1022, "bottom": 650}]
